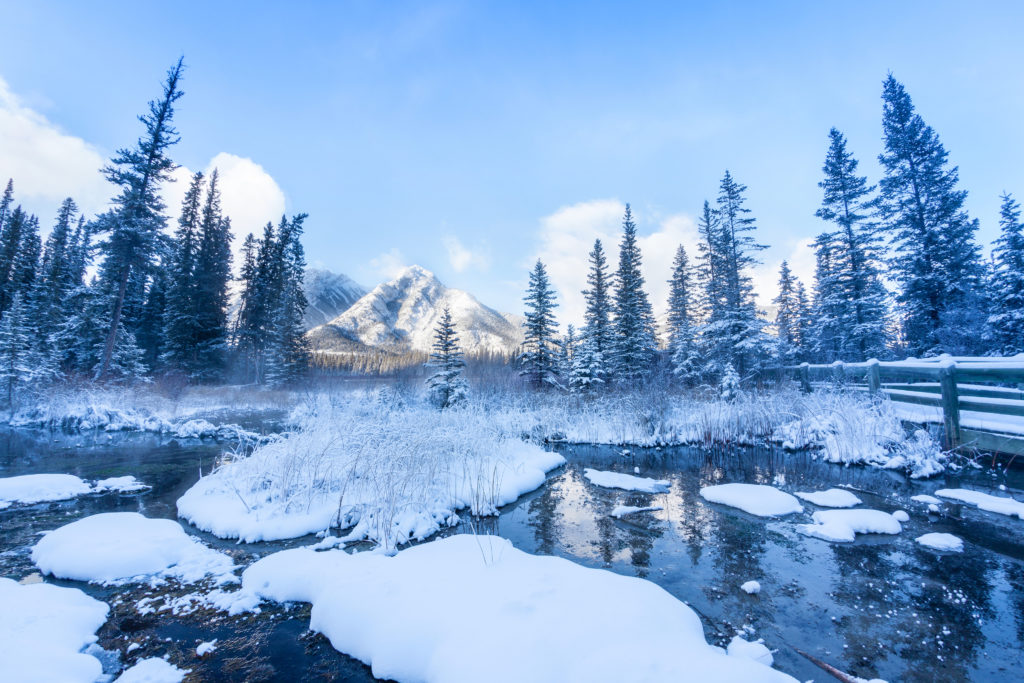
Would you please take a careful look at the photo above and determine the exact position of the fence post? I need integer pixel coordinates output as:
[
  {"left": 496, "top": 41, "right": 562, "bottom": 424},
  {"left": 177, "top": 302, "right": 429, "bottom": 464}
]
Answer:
[
  {"left": 938, "top": 361, "right": 961, "bottom": 450},
  {"left": 866, "top": 358, "right": 881, "bottom": 395},
  {"left": 799, "top": 362, "right": 811, "bottom": 393},
  {"left": 831, "top": 360, "right": 846, "bottom": 385}
]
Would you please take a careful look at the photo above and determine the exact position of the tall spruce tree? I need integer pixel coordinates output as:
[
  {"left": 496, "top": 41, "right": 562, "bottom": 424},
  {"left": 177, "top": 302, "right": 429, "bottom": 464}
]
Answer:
[
  {"left": 162, "top": 171, "right": 204, "bottom": 374},
  {"left": 264, "top": 214, "right": 310, "bottom": 386},
  {"left": 193, "top": 169, "right": 233, "bottom": 380},
  {"left": 666, "top": 245, "right": 699, "bottom": 381},
  {"left": 95, "top": 58, "right": 184, "bottom": 379},
  {"left": 810, "top": 230, "right": 844, "bottom": 361},
  {"left": 425, "top": 306, "right": 468, "bottom": 408},
  {"left": 772, "top": 261, "right": 802, "bottom": 363},
  {"left": 989, "top": 193, "right": 1024, "bottom": 353},
  {"left": 611, "top": 204, "right": 656, "bottom": 383},
  {"left": 520, "top": 259, "right": 559, "bottom": 388},
  {"left": 581, "top": 239, "right": 613, "bottom": 380},
  {"left": 878, "top": 75, "right": 985, "bottom": 355},
  {"left": 816, "top": 128, "right": 889, "bottom": 359}
]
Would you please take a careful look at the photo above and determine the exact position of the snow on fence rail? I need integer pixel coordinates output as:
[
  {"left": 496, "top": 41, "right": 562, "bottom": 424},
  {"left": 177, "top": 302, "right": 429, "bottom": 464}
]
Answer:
[{"left": 777, "top": 355, "right": 1024, "bottom": 456}]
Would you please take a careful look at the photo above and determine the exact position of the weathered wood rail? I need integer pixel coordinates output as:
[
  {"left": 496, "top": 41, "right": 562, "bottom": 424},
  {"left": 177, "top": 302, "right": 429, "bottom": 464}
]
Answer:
[{"left": 779, "top": 356, "right": 1024, "bottom": 456}]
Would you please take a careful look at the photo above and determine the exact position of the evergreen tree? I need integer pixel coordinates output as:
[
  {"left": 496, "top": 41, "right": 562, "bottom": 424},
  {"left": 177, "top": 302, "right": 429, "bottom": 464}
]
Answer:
[
  {"left": 137, "top": 269, "right": 167, "bottom": 370},
  {"left": 569, "top": 334, "right": 605, "bottom": 394},
  {"left": 989, "top": 193, "right": 1024, "bottom": 353},
  {"left": 666, "top": 245, "right": 699, "bottom": 382},
  {"left": 264, "top": 214, "right": 310, "bottom": 386},
  {"left": 878, "top": 75, "right": 985, "bottom": 355},
  {"left": 94, "top": 58, "right": 184, "bottom": 379},
  {"left": 611, "top": 204, "right": 656, "bottom": 384},
  {"left": 810, "top": 230, "right": 844, "bottom": 361},
  {"left": 425, "top": 306, "right": 468, "bottom": 408},
  {"left": 559, "top": 323, "right": 577, "bottom": 381},
  {"left": 520, "top": 259, "right": 559, "bottom": 388},
  {"left": 0, "top": 293, "right": 35, "bottom": 408},
  {"left": 772, "top": 261, "right": 802, "bottom": 363},
  {"left": 816, "top": 128, "right": 889, "bottom": 359},
  {"left": 193, "top": 169, "right": 233, "bottom": 380},
  {"left": 162, "top": 171, "right": 204, "bottom": 374},
  {"left": 794, "top": 280, "right": 812, "bottom": 360},
  {"left": 581, "top": 239, "right": 613, "bottom": 379},
  {"left": 0, "top": 205, "right": 28, "bottom": 315},
  {"left": 0, "top": 180, "right": 13, "bottom": 233}
]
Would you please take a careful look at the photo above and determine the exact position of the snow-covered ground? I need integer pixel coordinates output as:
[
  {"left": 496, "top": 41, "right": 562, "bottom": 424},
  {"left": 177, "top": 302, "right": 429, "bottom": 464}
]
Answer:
[
  {"left": 0, "top": 473, "right": 149, "bottom": 509},
  {"left": 916, "top": 532, "right": 964, "bottom": 552},
  {"left": 0, "top": 577, "right": 109, "bottom": 683},
  {"left": 114, "top": 657, "right": 188, "bottom": 683},
  {"left": 584, "top": 468, "right": 670, "bottom": 492},
  {"left": 178, "top": 394, "right": 565, "bottom": 548},
  {"left": 700, "top": 484, "right": 803, "bottom": 517},
  {"left": 239, "top": 535, "right": 796, "bottom": 682},
  {"left": 797, "top": 509, "right": 904, "bottom": 543},
  {"left": 794, "top": 488, "right": 862, "bottom": 508},
  {"left": 935, "top": 488, "right": 1024, "bottom": 519},
  {"left": 32, "top": 512, "right": 237, "bottom": 585}
]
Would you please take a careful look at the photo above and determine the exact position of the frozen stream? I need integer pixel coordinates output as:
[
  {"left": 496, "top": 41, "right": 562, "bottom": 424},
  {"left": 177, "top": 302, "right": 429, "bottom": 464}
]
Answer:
[{"left": 1, "top": 429, "right": 1022, "bottom": 682}]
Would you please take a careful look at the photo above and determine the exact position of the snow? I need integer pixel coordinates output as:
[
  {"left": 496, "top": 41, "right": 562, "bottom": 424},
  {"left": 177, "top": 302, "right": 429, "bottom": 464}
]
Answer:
[
  {"left": 911, "top": 494, "right": 941, "bottom": 505},
  {"left": 0, "top": 473, "right": 92, "bottom": 506},
  {"left": 797, "top": 509, "right": 903, "bottom": 543},
  {"left": 115, "top": 657, "right": 189, "bottom": 683},
  {"left": 0, "top": 577, "right": 109, "bottom": 683},
  {"left": 584, "top": 468, "right": 670, "bottom": 493},
  {"left": 935, "top": 488, "right": 1024, "bottom": 519},
  {"left": 610, "top": 504, "right": 663, "bottom": 518},
  {"left": 94, "top": 475, "right": 149, "bottom": 492},
  {"left": 699, "top": 484, "right": 802, "bottom": 517},
  {"left": 302, "top": 267, "right": 367, "bottom": 330},
  {"left": 178, "top": 397, "right": 564, "bottom": 547},
  {"left": 727, "top": 636, "right": 774, "bottom": 666},
  {"left": 32, "top": 512, "right": 237, "bottom": 585},
  {"left": 241, "top": 535, "right": 795, "bottom": 682},
  {"left": 740, "top": 580, "right": 761, "bottom": 595},
  {"left": 196, "top": 639, "right": 218, "bottom": 656},
  {"left": 892, "top": 510, "right": 910, "bottom": 522},
  {"left": 915, "top": 532, "right": 964, "bottom": 552},
  {"left": 794, "top": 488, "right": 862, "bottom": 508}
]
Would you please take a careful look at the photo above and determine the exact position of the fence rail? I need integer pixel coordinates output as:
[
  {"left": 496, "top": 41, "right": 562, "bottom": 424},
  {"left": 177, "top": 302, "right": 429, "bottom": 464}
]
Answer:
[{"left": 780, "top": 357, "right": 1024, "bottom": 456}]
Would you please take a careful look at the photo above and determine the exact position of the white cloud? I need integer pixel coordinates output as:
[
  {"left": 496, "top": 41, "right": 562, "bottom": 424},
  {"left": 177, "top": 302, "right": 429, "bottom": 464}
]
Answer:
[
  {"left": 533, "top": 199, "right": 700, "bottom": 328},
  {"left": 443, "top": 235, "right": 489, "bottom": 273},
  {"left": 752, "top": 237, "right": 816, "bottom": 305},
  {"left": 0, "top": 77, "right": 111, "bottom": 219},
  {"left": 370, "top": 248, "right": 408, "bottom": 279}
]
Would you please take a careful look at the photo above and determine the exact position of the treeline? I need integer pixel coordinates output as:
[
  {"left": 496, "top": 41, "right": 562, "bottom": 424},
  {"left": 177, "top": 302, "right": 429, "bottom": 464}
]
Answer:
[
  {"left": 520, "top": 74, "right": 1024, "bottom": 391},
  {"left": 0, "top": 59, "right": 309, "bottom": 405}
]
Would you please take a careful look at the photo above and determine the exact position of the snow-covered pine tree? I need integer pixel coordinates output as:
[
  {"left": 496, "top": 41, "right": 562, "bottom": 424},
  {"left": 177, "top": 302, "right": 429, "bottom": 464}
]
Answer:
[
  {"left": 264, "top": 214, "right": 310, "bottom": 386},
  {"left": 581, "top": 238, "right": 613, "bottom": 381},
  {"left": 794, "top": 280, "right": 812, "bottom": 359},
  {"left": 611, "top": 204, "right": 656, "bottom": 384},
  {"left": 193, "top": 169, "right": 233, "bottom": 380},
  {"left": 162, "top": 171, "right": 204, "bottom": 375},
  {"left": 719, "top": 362, "right": 741, "bottom": 403},
  {"left": 520, "top": 259, "right": 559, "bottom": 388},
  {"left": 559, "top": 324, "right": 577, "bottom": 381},
  {"left": 878, "top": 75, "right": 986, "bottom": 356},
  {"left": 772, "top": 261, "right": 802, "bottom": 363},
  {"left": 816, "top": 128, "right": 889, "bottom": 359},
  {"left": 94, "top": 59, "right": 184, "bottom": 379},
  {"left": 666, "top": 244, "right": 699, "bottom": 382},
  {"left": 569, "top": 333, "right": 605, "bottom": 394},
  {"left": 989, "top": 193, "right": 1024, "bottom": 353},
  {"left": 810, "top": 230, "right": 844, "bottom": 361},
  {"left": 0, "top": 205, "right": 29, "bottom": 316},
  {"left": 425, "top": 306, "right": 469, "bottom": 408},
  {"left": 699, "top": 172, "right": 771, "bottom": 377},
  {"left": 0, "top": 293, "right": 35, "bottom": 409}
]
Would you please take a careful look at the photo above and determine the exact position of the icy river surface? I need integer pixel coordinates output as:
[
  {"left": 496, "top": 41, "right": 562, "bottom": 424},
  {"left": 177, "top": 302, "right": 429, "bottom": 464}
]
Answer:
[{"left": 1, "top": 429, "right": 1022, "bottom": 682}]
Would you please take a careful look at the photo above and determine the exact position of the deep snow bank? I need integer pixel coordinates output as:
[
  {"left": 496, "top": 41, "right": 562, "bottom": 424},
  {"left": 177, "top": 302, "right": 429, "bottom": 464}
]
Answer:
[{"left": 240, "top": 535, "right": 796, "bottom": 682}]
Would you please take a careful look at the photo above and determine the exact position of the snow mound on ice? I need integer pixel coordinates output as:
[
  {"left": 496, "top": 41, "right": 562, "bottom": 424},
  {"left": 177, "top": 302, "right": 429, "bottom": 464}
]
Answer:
[
  {"left": 700, "top": 484, "right": 802, "bottom": 517},
  {"left": 0, "top": 473, "right": 92, "bottom": 507},
  {"left": 892, "top": 510, "right": 910, "bottom": 522},
  {"left": 584, "top": 468, "right": 669, "bottom": 493},
  {"left": 915, "top": 532, "right": 964, "bottom": 552},
  {"left": 32, "top": 512, "right": 236, "bottom": 585},
  {"left": 740, "top": 580, "right": 761, "bottom": 595},
  {"left": 0, "top": 577, "right": 109, "bottom": 683},
  {"left": 727, "top": 636, "right": 774, "bottom": 666},
  {"left": 241, "top": 535, "right": 795, "bottom": 682},
  {"left": 610, "top": 504, "right": 662, "bottom": 518},
  {"left": 797, "top": 509, "right": 902, "bottom": 543},
  {"left": 911, "top": 494, "right": 941, "bottom": 505},
  {"left": 115, "top": 657, "right": 189, "bottom": 682},
  {"left": 94, "top": 476, "right": 149, "bottom": 493},
  {"left": 935, "top": 488, "right": 1024, "bottom": 520},
  {"left": 794, "top": 488, "right": 862, "bottom": 508}
]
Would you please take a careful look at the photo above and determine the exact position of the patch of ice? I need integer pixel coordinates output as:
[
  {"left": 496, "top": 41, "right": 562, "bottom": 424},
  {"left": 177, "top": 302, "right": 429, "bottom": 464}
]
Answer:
[
  {"left": 700, "top": 484, "right": 802, "bottom": 517},
  {"left": 915, "top": 533, "right": 964, "bottom": 552},
  {"left": 94, "top": 476, "right": 150, "bottom": 493},
  {"left": 240, "top": 535, "right": 795, "bottom": 682},
  {"left": 0, "top": 577, "right": 109, "bottom": 683},
  {"left": 797, "top": 509, "right": 903, "bottom": 543},
  {"left": 740, "top": 580, "right": 761, "bottom": 595},
  {"left": 0, "top": 473, "right": 92, "bottom": 507},
  {"left": 584, "top": 468, "right": 669, "bottom": 493},
  {"left": 794, "top": 488, "right": 862, "bottom": 508},
  {"left": 610, "top": 505, "right": 662, "bottom": 519},
  {"left": 911, "top": 494, "right": 941, "bottom": 505},
  {"left": 115, "top": 657, "right": 189, "bottom": 682},
  {"left": 32, "top": 512, "right": 236, "bottom": 585},
  {"left": 934, "top": 489, "right": 1024, "bottom": 520},
  {"left": 727, "top": 636, "right": 774, "bottom": 666}
]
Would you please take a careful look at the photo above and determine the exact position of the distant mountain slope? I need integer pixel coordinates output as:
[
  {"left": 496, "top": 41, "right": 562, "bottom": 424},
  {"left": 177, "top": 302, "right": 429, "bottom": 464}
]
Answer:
[
  {"left": 306, "top": 265, "right": 522, "bottom": 355},
  {"left": 303, "top": 269, "right": 367, "bottom": 331}
]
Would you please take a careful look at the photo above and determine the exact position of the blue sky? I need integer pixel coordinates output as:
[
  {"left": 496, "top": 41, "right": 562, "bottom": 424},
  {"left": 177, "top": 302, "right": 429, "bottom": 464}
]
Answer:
[{"left": 1, "top": 1, "right": 1022, "bottom": 323}]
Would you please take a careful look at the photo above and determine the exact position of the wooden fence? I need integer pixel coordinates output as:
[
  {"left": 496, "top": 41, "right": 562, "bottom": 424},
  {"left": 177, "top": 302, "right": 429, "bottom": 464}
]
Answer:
[{"left": 779, "top": 356, "right": 1024, "bottom": 456}]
